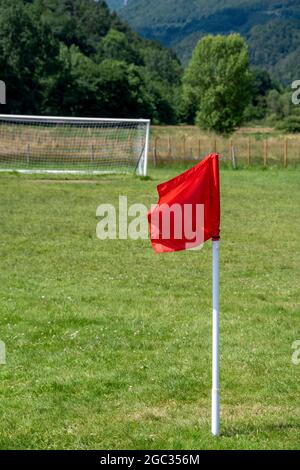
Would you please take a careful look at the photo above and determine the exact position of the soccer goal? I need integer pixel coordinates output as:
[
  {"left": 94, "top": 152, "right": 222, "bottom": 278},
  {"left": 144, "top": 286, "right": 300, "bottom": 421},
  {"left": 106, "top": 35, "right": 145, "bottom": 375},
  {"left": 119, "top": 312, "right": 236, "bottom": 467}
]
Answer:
[{"left": 0, "top": 115, "right": 150, "bottom": 176}]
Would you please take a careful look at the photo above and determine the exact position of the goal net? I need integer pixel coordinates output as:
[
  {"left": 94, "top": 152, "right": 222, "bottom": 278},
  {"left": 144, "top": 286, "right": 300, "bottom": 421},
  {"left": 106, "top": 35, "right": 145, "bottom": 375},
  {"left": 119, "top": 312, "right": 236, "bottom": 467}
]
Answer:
[{"left": 0, "top": 115, "right": 150, "bottom": 175}]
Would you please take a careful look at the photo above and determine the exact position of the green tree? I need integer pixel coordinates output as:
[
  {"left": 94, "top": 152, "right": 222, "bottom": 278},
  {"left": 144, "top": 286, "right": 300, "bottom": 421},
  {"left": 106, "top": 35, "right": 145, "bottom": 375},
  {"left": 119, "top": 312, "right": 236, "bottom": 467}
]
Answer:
[
  {"left": 96, "top": 29, "right": 141, "bottom": 65},
  {"left": 42, "top": 44, "right": 100, "bottom": 115},
  {"left": 0, "top": 0, "right": 59, "bottom": 114},
  {"left": 183, "top": 34, "right": 252, "bottom": 134},
  {"left": 266, "top": 88, "right": 300, "bottom": 132},
  {"left": 30, "top": 0, "right": 112, "bottom": 55},
  {"left": 244, "top": 68, "right": 278, "bottom": 122},
  {"left": 140, "top": 43, "right": 182, "bottom": 87}
]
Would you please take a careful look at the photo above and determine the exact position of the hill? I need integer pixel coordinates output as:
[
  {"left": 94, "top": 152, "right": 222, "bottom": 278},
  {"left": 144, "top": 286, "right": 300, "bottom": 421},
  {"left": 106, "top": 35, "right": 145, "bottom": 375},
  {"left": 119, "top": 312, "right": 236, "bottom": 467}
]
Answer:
[{"left": 106, "top": 0, "right": 300, "bottom": 84}]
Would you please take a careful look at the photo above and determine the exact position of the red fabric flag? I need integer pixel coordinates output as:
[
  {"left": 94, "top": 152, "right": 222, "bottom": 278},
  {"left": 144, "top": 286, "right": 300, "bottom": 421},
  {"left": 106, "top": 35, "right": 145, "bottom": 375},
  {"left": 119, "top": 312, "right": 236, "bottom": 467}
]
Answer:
[{"left": 148, "top": 153, "right": 220, "bottom": 253}]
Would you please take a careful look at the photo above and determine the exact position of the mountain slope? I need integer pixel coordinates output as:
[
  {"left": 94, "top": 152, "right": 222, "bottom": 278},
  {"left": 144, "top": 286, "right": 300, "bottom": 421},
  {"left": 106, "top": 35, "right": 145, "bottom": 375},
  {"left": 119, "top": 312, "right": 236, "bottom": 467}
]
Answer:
[{"left": 106, "top": 0, "right": 300, "bottom": 84}]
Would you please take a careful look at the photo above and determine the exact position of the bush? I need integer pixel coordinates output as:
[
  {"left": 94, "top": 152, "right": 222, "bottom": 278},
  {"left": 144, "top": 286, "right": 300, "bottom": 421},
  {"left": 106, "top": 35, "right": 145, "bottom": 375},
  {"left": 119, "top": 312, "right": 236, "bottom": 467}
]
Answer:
[{"left": 276, "top": 116, "right": 300, "bottom": 133}]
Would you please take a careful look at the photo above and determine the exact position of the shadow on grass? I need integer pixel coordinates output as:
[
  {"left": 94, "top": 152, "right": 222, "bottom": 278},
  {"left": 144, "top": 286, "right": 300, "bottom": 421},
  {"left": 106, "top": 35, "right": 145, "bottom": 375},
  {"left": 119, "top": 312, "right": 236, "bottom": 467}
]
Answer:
[{"left": 222, "top": 422, "right": 300, "bottom": 438}]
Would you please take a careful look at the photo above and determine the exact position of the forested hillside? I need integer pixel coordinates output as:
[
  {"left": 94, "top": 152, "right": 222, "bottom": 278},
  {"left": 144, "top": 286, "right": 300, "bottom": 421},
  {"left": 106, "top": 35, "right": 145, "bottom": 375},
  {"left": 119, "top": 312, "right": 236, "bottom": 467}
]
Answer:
[
  {"left": 0, "top": 0, "right": 182, "bottom": 121},
  {"left": 1, "top": 0, "right": 299, "bottom": 129},
  {"left": 107, "top": 0, "right": 300, "bottom": 84}
]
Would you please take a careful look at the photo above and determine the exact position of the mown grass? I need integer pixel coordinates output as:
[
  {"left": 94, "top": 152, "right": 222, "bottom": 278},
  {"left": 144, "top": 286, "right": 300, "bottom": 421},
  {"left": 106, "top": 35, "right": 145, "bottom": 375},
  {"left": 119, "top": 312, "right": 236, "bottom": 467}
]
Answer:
[{"left": 0, "top": 167, "right": 299, "bottom": 449}]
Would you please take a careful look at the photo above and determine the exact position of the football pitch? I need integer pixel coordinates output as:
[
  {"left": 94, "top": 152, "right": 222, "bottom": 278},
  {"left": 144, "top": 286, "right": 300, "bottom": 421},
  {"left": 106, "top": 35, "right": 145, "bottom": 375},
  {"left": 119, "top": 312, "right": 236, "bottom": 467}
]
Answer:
[{"left": 0, "top": 167, "right": 299, "bottom": 450}]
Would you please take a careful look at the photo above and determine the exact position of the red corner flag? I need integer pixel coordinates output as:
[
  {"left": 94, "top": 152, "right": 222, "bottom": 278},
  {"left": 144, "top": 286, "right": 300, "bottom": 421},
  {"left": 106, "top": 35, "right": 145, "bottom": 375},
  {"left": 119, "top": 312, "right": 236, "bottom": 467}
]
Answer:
[
  {"left": 148, "top": 154, "right": 220, "bottom": 253},
  {"left": 148, "top": 153, "right": 222, "bottom": 436}
]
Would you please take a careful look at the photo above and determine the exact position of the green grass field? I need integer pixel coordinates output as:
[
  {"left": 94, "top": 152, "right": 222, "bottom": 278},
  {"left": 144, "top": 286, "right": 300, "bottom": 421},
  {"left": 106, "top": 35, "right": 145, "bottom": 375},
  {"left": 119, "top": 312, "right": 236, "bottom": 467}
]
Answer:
[{"left": 0, "top": 167, "right": 299, "bottom": 450}]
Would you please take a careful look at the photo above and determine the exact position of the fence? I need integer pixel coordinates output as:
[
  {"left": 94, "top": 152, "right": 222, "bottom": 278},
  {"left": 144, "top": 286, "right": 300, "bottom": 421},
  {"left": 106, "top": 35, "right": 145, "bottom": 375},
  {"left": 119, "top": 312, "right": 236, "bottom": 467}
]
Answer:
[{"left": 150, "top": 134, "right": 300, "bottom": 167}]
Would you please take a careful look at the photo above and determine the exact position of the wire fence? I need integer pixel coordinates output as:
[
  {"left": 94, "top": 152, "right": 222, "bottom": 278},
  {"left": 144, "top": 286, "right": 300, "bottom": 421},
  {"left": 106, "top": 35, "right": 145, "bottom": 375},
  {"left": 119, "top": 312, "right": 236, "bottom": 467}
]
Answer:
[{"left": 149, "top": 135, "right": 300, "bottom": 168}]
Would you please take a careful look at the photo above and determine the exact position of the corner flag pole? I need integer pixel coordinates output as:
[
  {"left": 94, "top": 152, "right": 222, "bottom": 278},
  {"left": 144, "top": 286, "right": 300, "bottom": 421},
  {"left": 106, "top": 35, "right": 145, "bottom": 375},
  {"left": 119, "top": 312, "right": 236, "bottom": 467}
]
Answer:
[{"left": 212, "top": 238, "right": 220, "bottom": 436}]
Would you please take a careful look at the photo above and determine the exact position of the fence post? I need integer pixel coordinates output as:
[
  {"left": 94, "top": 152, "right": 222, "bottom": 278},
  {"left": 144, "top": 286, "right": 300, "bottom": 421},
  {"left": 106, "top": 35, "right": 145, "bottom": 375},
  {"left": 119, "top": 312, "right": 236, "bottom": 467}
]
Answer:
[
  {"left": 152, "top": 136, "right": 158, "bottom": 167},
  {"left": 26, "top": 143, "right": 30, "bottom": 164},
  {"left": 88, "top": 128, "right": 92, "bottom": 163},
  {"left": 247, "top": 137, "right": 251, "bottom": 166},
  {"left": 168, "top": 136, "right": 171, "bottom": 159},
  {"left": 90, "top": 143, "right": 94, "bottom": 163},
  {"left": 284, "top": 137, "right": 288, "bottom": 168},
  {"left": 263, "top": 139, "right": 268, "bottom": 167},
  {"left": 229, "top": 139, "right": 232, "bottom": 162},
  {"left": 182, "top": 135, "right": 186, "bottom": 159},
  {"left": 231, "top": 144, "right": 237, "bottom": 169}
]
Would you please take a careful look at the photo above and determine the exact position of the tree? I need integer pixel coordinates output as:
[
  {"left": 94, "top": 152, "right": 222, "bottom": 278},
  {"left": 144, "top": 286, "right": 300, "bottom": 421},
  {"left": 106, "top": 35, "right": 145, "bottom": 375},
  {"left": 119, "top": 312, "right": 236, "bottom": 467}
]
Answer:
[
  {"left": 266, "top": 88, "right": 300, "bottom": 130},
  {"left": 42, "top": 43, "right": 100, "bottom": 115},
  {"left": 182, "top": 34, "right": 252, "bottom": 134},
  {"left": 244, "top": 68, "right": 278, "bottom": 122},
  {"left": 0, "top": 0, "right": 60, "bottom": 114},
  {"left": 30, "top": 0, "right": 112, "bottom": 55},
  {"left": 140, "top": 43, "right": 182, "bottom": 87},
  {"left": 96, "top": 29, "right": 141, "bottom": 65}
]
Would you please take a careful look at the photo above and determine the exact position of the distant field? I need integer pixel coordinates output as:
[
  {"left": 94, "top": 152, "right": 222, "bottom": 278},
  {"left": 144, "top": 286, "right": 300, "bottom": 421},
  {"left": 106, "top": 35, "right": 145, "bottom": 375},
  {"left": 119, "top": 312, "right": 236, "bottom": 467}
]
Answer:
[
  {"left": 151, "top": 125, "right": 277, "bottom": 138},
  {"left": 0, "top": 167, "right": 299, "bottom": 449}
]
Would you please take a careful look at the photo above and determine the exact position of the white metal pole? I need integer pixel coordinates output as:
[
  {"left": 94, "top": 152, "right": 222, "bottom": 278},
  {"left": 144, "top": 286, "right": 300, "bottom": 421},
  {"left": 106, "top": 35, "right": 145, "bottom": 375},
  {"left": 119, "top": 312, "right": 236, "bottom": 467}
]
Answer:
[
  {"left": 212, "top": 239, "right": 220, "bottom": 436},
  {"left": 143, "top": 121, "right": 150, "bottom": 177}
]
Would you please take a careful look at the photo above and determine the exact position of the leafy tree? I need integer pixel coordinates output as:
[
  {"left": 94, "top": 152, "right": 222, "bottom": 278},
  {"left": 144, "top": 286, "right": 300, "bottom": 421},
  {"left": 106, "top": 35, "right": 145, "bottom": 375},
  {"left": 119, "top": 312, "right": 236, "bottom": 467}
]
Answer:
[
  {"left": 244, "top": 68, "right": 278, "bottom": 122},
  {"left": 140, "top": 42, "right": 182, "bottom": 86},
  {"left": 96, "top": 29, "right": 141, "bottom": 65},
  {"left": 0, "top": 0, "right": 60, "bottom": 114},
  {"left": 265, "top": 88, "right": 300, "bottom": 130},
  {"left": 139, "top": 69, "right": 178, "bottom": 124},
  {"left": 42, "top": 44, "right": 99, "bottom": 115},
  {"left": 183, "top": 34, "right": 252, "bottom": 134},
  {"left": 30, "top": 0, "right": 112, "bottom": 55}
]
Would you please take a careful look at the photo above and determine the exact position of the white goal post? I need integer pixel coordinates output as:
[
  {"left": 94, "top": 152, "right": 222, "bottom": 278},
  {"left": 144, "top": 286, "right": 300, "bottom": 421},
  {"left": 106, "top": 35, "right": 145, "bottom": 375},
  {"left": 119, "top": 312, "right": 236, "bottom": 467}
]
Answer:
[{"left": 0, "top": 115, "right": 150, "bottom": 176}]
